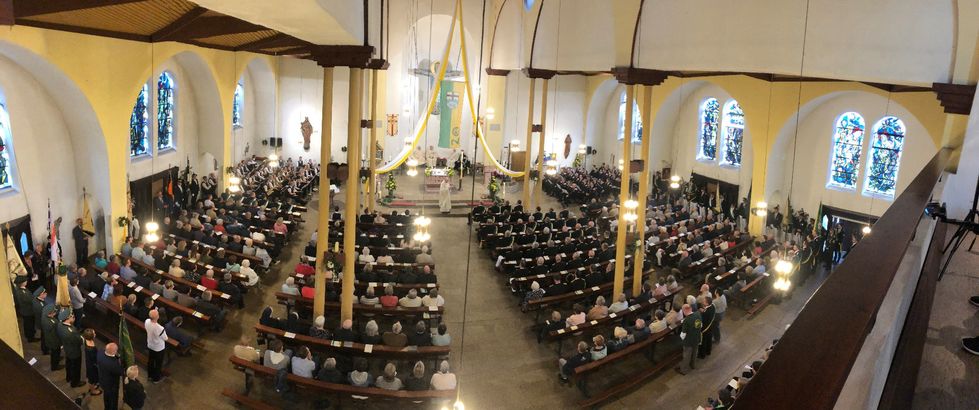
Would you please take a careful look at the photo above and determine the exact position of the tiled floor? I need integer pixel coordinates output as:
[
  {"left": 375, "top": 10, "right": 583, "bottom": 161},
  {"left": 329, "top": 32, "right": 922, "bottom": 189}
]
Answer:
[
  {"left": 20, "top": 177, "right": 831, "bottom": 409},
  {"left": 912, "top": 239, "right": 979, "bottom": 410}
]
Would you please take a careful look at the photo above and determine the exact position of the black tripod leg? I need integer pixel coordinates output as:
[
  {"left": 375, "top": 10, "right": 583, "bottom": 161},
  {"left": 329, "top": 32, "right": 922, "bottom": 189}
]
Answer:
[
  {"left": 939, "top": 229, "right": 967, "bottom": 281},
  {"left": 969, "top": 233, "right": 977, "bottom": 252}
]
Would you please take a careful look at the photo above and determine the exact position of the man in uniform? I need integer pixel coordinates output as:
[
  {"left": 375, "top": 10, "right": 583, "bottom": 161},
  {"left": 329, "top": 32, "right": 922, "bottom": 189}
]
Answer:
[
  {"left": 57, "top": 308, "right": 85, "bottom": 387},
  {"left": 31, "top": 287, "right": 47, "bottom": 352},
  {"left": 676, "top": 303, "right": 702, "bottom": 375},
  {"left": 698, "top": 295, "right": 716, "bottom": 359},
  {"left": 13, "top": 276, "right": 37, "bottom": 342},
  {"left": 41, "top": 303, "right": 62, "bottom": 370}
]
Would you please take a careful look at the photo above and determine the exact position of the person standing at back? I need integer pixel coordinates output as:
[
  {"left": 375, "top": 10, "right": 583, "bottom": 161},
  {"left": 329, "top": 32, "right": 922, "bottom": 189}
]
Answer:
[
  {"left": 675, "top": 304, "right": 702, "bottom": 375},
  {"left": 123, "top": 365, "right": 146, "bottom": 410},
  {"left": 98, "top": 343, "right": 124, "bottom": 410},
  {"left": 56, "top": 309, "right": 85, "bottom": 387},
  {"left": 144, "top": 309, "right": 168, "bottom": 383}
]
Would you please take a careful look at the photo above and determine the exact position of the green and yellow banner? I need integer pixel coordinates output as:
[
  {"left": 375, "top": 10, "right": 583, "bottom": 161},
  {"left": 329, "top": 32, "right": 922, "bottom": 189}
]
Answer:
[{"left": 438, "top": 80, "right": 463, "bottom": 149}]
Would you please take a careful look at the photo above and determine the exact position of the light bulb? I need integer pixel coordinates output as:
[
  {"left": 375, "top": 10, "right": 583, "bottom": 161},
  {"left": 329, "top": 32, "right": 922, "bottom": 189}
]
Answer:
[
  {"left": 268, "top": 153, "right": 279, "bottom": 161},
  {"left": 756, "top": 201, "right": 768, "bottom": 209},
  {"left": 228, "top": 184, "right": 241, "bottom": 193},
  {"left": 670, "top": 175, "right": 680, "bottom": 183},
  {"left": 755, "top": 209, "right": 768, "bottom": 217},
  {"left": 624, "top": 199, "right": 639, "bottom": 210},
  {"left": 228, "top": 176, "right": 241, "bottom": 185},
  {"left": 862, "top": 225, "right": 872, "bottom": 234},
  {"left": 406, "top": 169, "right": 418, "bottom": 177},
  {"left": 145, "top": 221, "right": 159, "bottom": 233},
  {"left": 453, "top": 401, "right": 465, "bottom": 410},
  {"left": 669, "top": 181, "right": 680, "bottom": 189},
  {"left": 144, "top": 232, "right": 159, "bottom": 243},
  {"left": 775, "top": 259, "right": 792, "bottom": 274}
]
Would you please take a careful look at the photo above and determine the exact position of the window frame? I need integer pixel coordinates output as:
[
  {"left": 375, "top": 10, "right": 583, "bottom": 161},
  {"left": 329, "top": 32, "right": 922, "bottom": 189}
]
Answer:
[
  {"left": 720, "top": 99, "right": 744, "bottom": 167},
  {"left": 616, "top": 90, "right": 643, "bottom": 144},
  {"left": 156, "top": 71, "right": 177, "bottom": 153},
  {"left": 129, "top": 83, "right": 151, "bottom": 159},
  {"left": 861, "top": 116, "right": 905, "bottom": 199},
  {"left": 826, "top": 111, "right": 866, "bottom": 191},
  {"left": 0, "top": 103, "right": 16, "bottom": 192},
  {"left": 697, "top": 97, "right": 720, "bottom": 162}
]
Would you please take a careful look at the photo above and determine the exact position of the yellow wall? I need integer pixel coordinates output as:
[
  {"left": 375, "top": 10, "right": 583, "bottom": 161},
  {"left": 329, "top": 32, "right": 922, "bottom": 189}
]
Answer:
[
  {"left": 0, "top": 26, "right": 277, "bottom": 252},
  {"left": 584, "top": 74, "right": 948, "bottom": 235}
]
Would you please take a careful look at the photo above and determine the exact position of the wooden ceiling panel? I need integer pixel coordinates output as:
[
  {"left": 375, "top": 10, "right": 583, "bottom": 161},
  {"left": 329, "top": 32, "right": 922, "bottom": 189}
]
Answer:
[
  {"left": 196, "top": 30, "right": 278, "bottom": 48},
  {"left": 21, "top": 0, "right": 197, "bottom": 35}
]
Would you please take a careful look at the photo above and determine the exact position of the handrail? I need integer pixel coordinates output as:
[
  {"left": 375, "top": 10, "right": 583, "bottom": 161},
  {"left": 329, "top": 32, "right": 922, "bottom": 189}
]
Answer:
[{"left": 733, "top": 148, "right": 950, "bottom": 410}]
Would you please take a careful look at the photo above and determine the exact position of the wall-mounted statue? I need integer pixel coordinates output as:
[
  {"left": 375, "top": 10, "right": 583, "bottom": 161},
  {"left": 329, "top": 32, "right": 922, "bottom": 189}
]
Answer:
[
  {"left": 563, "top": 134, "right": 572, "bottom": 159},
  {"left": 300, "top": 116, "right": 313, "bottom": 152}
]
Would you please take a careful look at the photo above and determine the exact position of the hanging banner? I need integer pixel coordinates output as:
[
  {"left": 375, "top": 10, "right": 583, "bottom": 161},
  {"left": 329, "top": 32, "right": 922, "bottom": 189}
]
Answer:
[{"left": 439, "top": 81, "right": 463, "bottom": 149}]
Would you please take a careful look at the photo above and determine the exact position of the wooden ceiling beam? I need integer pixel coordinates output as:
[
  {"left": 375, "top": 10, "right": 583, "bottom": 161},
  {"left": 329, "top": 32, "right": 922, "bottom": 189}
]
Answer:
[
  {"left": 155, "top": 15, "right": 266, "bottom": 42},
  {"left": 13, "top": 0, "right": 147, "bottom": 18},
  {"left": 0, "top": 0, "right": 13, "bottom": 25},
  {"left": 237, "top": 33, "right": 310, "bottom": 52},
  {"left": 149, "top": 6, "right": 207, "bottom": 42}
]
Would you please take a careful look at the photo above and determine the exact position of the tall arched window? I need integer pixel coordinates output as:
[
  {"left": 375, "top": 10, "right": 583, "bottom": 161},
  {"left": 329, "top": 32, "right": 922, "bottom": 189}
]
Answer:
[
  {"left": 827, "top": 112, "right": 865, "bottom": 189},
  {"left": 721, "top": 100, "right": 744, "bottom": 166},
  {"left": 233, "top": 82, "right": 244, "bottom": 128},
  {"left": 157, "top": 72, "right": 176, "bottom": 151},
  {"left": 698, "top": 98, "right": 719, "bottom": 161},
  {"left": 864, "top": 116, "right": 905, "bottom": 197},
  {"left": 0, "top": 104, "right": 13, "bottom": 190},
  {"left": 617, "top": 91, "right": 642, "bottom": 143},
  {"left": 129, "top": 84, "right": 149, "bottom": 157}
]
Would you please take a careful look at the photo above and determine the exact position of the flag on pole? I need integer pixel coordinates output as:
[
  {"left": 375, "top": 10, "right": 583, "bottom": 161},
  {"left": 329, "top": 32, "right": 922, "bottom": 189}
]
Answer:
[
  {"left": 4, "top": 232, "right": 27, "bottom": 279},
  {"left": 81, "top": 188, "right": 96, "bottom": 236},
  {"left": 48, "top": 200, "right": 59, "bottom": 267},
  {"left": 118, "top": 314, "right": 135, "bottom": 368}
]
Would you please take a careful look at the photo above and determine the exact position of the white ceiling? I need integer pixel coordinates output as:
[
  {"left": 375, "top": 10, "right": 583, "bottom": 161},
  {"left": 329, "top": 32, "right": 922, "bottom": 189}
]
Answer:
[{"left": 191, "top": 0, "right": 362, "bottom": 45}]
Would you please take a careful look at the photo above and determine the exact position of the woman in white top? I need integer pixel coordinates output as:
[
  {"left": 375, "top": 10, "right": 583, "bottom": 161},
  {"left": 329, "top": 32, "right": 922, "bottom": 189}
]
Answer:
[
  {"left": 359, "top": 248, "right": 375, "bottom": 263},
  {"left": 168, "top": 259, "right": 185, "bottom": 278},
  {"left": 240, "top": 259, "right": 259, "bottom": 287},
  {"left": 430, "top": 360, "right": 457, "bottom": 390}
]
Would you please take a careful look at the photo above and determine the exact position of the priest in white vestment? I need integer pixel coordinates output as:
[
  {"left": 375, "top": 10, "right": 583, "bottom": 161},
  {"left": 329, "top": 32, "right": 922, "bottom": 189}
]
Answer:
[{"left": 439, "top": 179, "right": 452, "bottom": 213}]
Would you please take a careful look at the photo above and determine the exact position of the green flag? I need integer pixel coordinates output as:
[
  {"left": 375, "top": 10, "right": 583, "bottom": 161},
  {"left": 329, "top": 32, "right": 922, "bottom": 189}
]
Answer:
[{"left": 118, "top": 314, "right": 135, "bottom": 368}]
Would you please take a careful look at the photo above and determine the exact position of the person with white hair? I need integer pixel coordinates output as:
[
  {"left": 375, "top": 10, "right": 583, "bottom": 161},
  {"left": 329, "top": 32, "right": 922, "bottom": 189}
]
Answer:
[
  {"left": 281, "top": 277, "right": 299, "bottom": 296},
  {"left": 375, "top": 362, "right": 403, "bottom": 390},
  {"left": 415, "top": 246, "right": 434, "bottom": 264},
  {"left": 242, "top": 238, "right": 256, "bottom": 256},
  {"left": 239, "top": 259, "right": 259, "bottom": 286},
  {"left": 609, "top": 293, "right": 630, "bottom": 313},
  {"left": 309, "top": 315, "right": 330, "bottom": 339},
  {"left": 399, "top": 289, "right": 422, "bottom": 308},
  {"left": 421, "top": 289, "right": 444, "bottom": 307},
  {"left": 431, "top": 360, "right": 457, "bottom": 390},
  {"left": 122, "top": 365, "right": 146, "bottom": 410},
  {"left": 358, "top": 247, "right": 375, "bottom": 263},
  {"left": 168, "top": 259, "right": 185, "bottom": 278}
]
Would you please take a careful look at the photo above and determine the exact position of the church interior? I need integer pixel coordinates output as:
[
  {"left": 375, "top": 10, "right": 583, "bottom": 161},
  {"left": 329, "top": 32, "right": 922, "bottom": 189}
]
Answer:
[{"left": 0, "top": 0, "right": 977, "bottom": 409}]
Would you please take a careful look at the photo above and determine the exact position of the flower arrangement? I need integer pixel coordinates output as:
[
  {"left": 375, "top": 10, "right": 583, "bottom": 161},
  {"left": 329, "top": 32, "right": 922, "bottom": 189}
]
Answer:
[
  {"left": 117, "top": 216, "right": 130, "bottom": 228},
  {"left": 384, "top": 173, "right": 397, "bottom": 199},
  {"left": 487, "top": 176, "right": 500, "bottom": 202},
  {"left": 424, "top": 168, "right": 456, "bottom": 177}
]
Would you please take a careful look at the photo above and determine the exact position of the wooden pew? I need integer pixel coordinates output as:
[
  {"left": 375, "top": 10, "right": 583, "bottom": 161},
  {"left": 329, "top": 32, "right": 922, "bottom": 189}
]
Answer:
[
  {"left": 570, "top": 326, "right": 682, "bottom": 406},
  {"left": 221, "top": 388, "right": 277, "bottom": 410},
  {"left": 88, "top": 263, "right": 214, "bottom": 328},
  {"left": 289, "top": 272, "right": 438, "bottom": 295},
  {"left": 275, "top": 292, "right": 444, "bottom": 322},
  {"left": 229, "top": 356, "right": 455, "bottom": 407},
  {"left": 82, "top": 290, "right": 189, "bottom": 354},
  {"left": 254, "top": 324, "right": 450, "bottom": 361},
  {"left": 544, "top": 286, "right": 684, "bottom": 344},
  {"left": 165, "top": 232, "right": 264, "bottom": 268},
  {"left": 119, "top": 254, "right": 233, "bottom": 304}
]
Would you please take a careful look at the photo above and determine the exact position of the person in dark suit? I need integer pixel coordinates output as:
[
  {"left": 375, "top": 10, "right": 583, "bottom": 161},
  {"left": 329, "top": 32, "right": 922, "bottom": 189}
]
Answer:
[
  {"left": 558, "top": 341, "right": 591, "bottom": 383},
  {"left": 98, "top": 343, "right": 124, "bottom": 410},
  {"left": 72, "top": 219, "right": 91, "bottom": 265},
  {"left": 698, "top": 295, "right": 716, "bottom": 359}
]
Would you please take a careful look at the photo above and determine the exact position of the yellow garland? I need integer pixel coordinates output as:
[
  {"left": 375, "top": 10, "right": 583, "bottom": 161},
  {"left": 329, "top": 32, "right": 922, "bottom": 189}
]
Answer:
[{"left": 375, "top": 0, "right": 525, "bottom": 177}]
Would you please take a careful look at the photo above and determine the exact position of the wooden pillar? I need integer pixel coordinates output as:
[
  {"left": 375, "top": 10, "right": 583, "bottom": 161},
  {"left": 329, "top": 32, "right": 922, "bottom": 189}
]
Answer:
[
  {"left": 341, "top": 68, "right": 364, "bottom": 322},
  {"left": 534, "top": 79, "right": 549, "bottom": 209},
  {"left": 632, "top": 86, "right": 652, "bottom": 296},
  {"left": 313, "top": 68, "right": 335, "bottom": 318},
  {"left": 367, "top": 69, "right": 379, "bottom": 212},
  {"left": 613, "top": 85, "right": 635, "bottom": 299},
  {"left": 521, "top": 78, "right": 537, "bottom": 209}
]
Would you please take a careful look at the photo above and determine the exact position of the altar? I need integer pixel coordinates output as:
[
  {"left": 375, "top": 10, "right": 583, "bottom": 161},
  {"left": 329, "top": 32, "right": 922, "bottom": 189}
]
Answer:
[{"left": 424, "top": 167, "right": 457, "bottom": 193}]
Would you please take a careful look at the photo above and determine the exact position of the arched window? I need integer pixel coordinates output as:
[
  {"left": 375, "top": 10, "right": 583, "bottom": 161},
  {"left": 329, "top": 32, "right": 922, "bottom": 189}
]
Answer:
[
  {"left": 864, "top": 116, "right": 905, "bottom": 197},
  {"left": 0, "top": 104, "right": 12, "bottom": 189},
  {"left": 617, "top": 91, "right": 642, "bottom": 143},
  {"left": 827, "top": 112, "right": 865, "bottom": 189},
  {"left": 233, "top": 82, "right": 244, "bottom": 128},
  {"left": 129, "top": 84, "right": 149, "bottom": 157},
  {"left": 698, "top": 98, "right": 719, "bottom": 161},
  {"left": 721, "top": 100, "right": 744, "bottom": 166},
  {"left": 157, "top": 72, "right": 176, "bottom": 151}
]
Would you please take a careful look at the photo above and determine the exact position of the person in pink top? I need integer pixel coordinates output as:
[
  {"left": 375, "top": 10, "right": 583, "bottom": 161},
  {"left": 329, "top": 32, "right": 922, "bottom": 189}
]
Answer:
[{"left": 273, "top": 217, "right": 289, "bottom": 235}]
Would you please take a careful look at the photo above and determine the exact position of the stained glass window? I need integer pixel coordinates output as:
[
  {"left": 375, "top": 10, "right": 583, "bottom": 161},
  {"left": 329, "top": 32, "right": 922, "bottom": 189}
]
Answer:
[
  {"left": 233, "top": 83, "right": 244, "bottom": 128},
  {"left": 863, "top": 116, "right": 905, "bottom": 197},
  {"left": 617, "top": 91, "right": 643, "bottom": 143},
  {"left": 827, "top": 112, "right": 865, "bottom": 189},
  {"left": 129, "top": 84, "right": 149, "bottom": 157},
  {"left": 721, "top": 100, "right": 744, "bottom": 166},
  {"left": 157, "top": 72, "right": 175, "bottom": 151},
  {"left": 0, "top": 104, "right": 12, "bottom": 189},
  {"left": 698, "top": 98, "right": 719, "bottom": 161}
]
